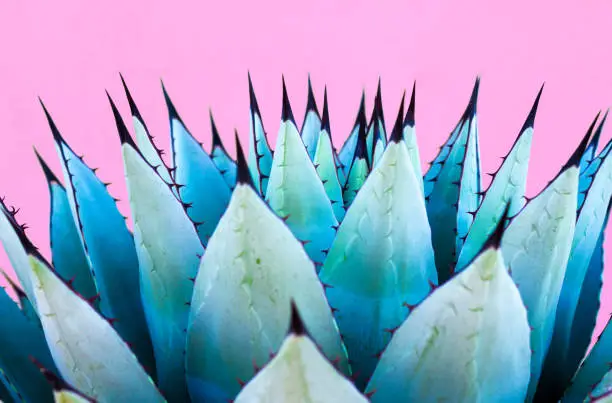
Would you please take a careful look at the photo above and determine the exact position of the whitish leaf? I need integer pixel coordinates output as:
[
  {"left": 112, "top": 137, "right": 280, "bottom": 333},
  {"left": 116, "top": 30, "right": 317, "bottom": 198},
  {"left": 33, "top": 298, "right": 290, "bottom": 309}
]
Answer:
[
  {"left": 456, "top": 88, "right": 541, "bottom": 271},
  {"left": 264, "top": 80, "right": 338, "bottom": 268},
  {"left": 186, "top": 178, "right": 349, "bottom": 402},
  {"left": 365, "top": 243, "right": 531, "bottom": 402},
  {"left": 248, "top": 73, "right": 274, "bottom": 195},
  {"left": 320, "top": 107, "right": 438, "bottom": 390},
  {"left": 53, "top": 390, "right": 93, "bottom": 403},
  {"left": 113, "top": 96, "right": 203, "bottom": 403},
  {"left": 235, "top": 305, "right": 367, "bottom": 403},
  {"left": 163, "top": 84, "right": 231, "bottom": 246},
  {"left": 314, "top": 89, "right": 345, "bottom": 222},
  {"left": 28, "top": 255, "right": 165, "bottom": 403},
  {"left": 210, "top": 112, "right": 237, "bottom": 189},
  {"left": 300, "top": 77, "right": 322, "bottom": 160},
  {"left": 42, "top": 103, "right": 154, "bottom": 370}
]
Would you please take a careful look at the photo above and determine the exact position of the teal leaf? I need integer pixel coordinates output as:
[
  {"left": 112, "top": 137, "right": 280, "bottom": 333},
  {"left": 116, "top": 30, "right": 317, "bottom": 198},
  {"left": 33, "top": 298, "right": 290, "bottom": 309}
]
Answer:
[
  {"left": 186, "top": 162, "right": 349, "bottom": 402},
  {"left": 501, "top": 150, "right": 580, "bottom": 401},
  {"left": 580, "top": 111, "right": 606, "bottom": 175},
  {"left": 209, "top": 111, "right": 237, "bottom": 189},
  {"left": 0, "top": 275, "right": 57, "bottom": 403},
  {"left": 300, "top": 77, "right": 322, "bottom": 160},
  {"left": 425, "top": 78, "right": 482, "bottom": 284},
  {"left": 28, "top": 254, "right": 165, "bottom": 403},
  {"left": 578, "top": 113, "right": 607, "bottom": 211},
  {"left": 42, "top": 102, "right": 155, "bottom": 372},
  {"left": 36, "top": 151, "right": 97, "bottom": 302},
  {"left": 366, "top": 229, "right": 531, "bottom": 402},
  {"left": 583, "top": 366, "right": 612, "bottom": 402},
  {"left": 120, "top": 74, "right": 175, "bottom": 190},
  {"left": 456, "top": 87, "right": 542, "bottom": 271},
  {"left": 248, "top": 73, "right": 274, "bottom": 195},
  {"left": 313, "top": 89, "right": 346, "bottom": 222},
  {"left": 163, "top": 84, "right": 232, "bottom": 246},
  {"left": 402, "top": 83, "right": 423, "bottom": 193},
  {"left": 320, "top": 102, "right": 438, "bottom": 390},
  {"left": 112, "top": 96, "right": 204, "bottom": 403},
  {"left": 234, "top": 304, "right": 367, "bottom": 403},
  {"left": 342, "top": 120, "right": 370, "bottom": 208},
  {"left": 264, "top": 79, "right": 338, "bottom": 268},
  {"left": 365, "top": 81, "right": 387, "bottom": 165},
  {"left": 1, "top": 270, "right": 39, "bottom": 326},
  {"left": 540, "top": 133, "right": 612, "bottom": 399},
  {"left": 337, "top": 92, "right": 366, "bottom": 183}
]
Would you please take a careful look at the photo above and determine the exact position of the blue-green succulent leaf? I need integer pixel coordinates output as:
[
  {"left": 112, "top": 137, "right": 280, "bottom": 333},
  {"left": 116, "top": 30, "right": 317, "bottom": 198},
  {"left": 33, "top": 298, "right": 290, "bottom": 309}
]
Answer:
[
  {"left": 456, "top": 88, "right": 541, "bottom": 271},
  {"left": 42, "top": 102, "right": 155, "bottom": 372},
  {"left": 209, "top": 111, "right": 237, "bottom": 189},
  {"left": 582, "top": 366, "right": 612, "bottom": 402},
  {"left": 36, "top": 152, "right": 97, "bottom": 302},
  {"left": 113, "top": 96, "right": 203, "bottom": 403},
  {"left": 314, "top": 90, "right": 345, "bottom": 222},
  {"left": 320, "top": 124, "right": 438, "bottom": 390},
  {"left": 235, "top": 319, "right": 367, "bottom": 403},
  {"left": 365, "top": 246, "right": 531, "bottom": 402},
  {"left": 402, "top": 83, "right": 423, "bottom": 193},
  {"left": 580, "top": 112, "right": 606, "bottom": 175},
  {"left": 425, "top": 79, "right": 482, "bottom": 283},
  {"left": 164, "top": 85, "right": 232, "bottom": 246},
  {"left": 337, "top": 92, "right": 366, "bottom": 182},
  {"left": 540, "top": 135, "right": 612, "bottom": 397},
  {"left": 501, "top": 162, "right": 579, "bottom": 401},
  {"left": 265, "top": 80, "right": 338, "bottom": 268},
  {"left": 2, "top": 270, "right": 39, "bottom": 326},
  {"left": 247, "top": 73, "right": 274, "bottom": 195},
  {"left": 0, "top": 277, "right": 57, "bottom": 403},
  {"left": 342, "top": 121, "right": 370, "bottom": 208},
  {"left": 365, "top": 81, "right": 387, "bottom": 165},
  {"left": 300, "top": 77, "right": 322, "bottom": 160},
  {"left": 186, "top": 182, "right": 349, "bottom": 402},
  {"left": 120, "top": 74, "right": 175, "bottom": 190},
  {"left": 28, "top": 254, "right": 165, "bottom": 403}
]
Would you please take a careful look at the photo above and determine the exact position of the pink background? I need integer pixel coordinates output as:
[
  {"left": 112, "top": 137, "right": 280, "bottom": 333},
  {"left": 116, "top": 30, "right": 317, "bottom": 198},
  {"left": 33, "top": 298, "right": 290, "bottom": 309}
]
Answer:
[{"left": 1, "top": 1, "right": 612, "bottom": 336}]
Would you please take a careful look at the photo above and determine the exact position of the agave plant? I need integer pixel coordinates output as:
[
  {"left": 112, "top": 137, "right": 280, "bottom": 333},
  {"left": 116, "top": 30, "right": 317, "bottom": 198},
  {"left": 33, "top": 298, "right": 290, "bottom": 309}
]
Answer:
[{"left": 0, "top": 73, "right": 611, "bottom": 403}]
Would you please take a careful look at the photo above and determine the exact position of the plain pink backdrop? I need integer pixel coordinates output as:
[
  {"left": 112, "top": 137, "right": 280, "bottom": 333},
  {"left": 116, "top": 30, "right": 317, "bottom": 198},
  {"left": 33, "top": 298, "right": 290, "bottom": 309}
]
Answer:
[{"left": 1, "top": 1, "right": 612, "bottom": 337}]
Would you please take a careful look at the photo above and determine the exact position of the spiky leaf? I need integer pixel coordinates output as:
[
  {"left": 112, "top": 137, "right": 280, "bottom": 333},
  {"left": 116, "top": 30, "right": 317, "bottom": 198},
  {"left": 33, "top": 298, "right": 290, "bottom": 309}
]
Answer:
[
  {"left": 337, "top": 93, "right": 366, "bottom": 182},
  {"left": 300, "top": 78, "right": 322, "bottom": 160},
  {"left": 247, "top": 74, "right": 274, "bottom": 195},
  {"left": 402, "top": 84, "right": 423, "bottom": 193},
  {"left": 210, "top": 112, "right": 237, "bottom": 189},
  {"left": 365, "top": 246, "right": 531, "bottom": 402},
  {"left": 320, "top": 140, "right": 438, "bottom": 389}
]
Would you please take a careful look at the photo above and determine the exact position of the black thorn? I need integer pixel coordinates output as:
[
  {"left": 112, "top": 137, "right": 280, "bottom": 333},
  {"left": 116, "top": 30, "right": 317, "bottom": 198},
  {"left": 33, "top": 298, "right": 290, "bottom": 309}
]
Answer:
[
  {"left": 209, "top": 110, "right": 223, "bottom": 150},
  {"left": 321, "top": 87, "right": 331, "bottom": 133},
  {"left": 404, "top": 82, "right": 416, "bottom": 127},
  {"left": 564, "top": 112, "right": 601, "bottom": 170},
  {"left": 289, "top": 300, "right": 308, "bottom": 336},
  {"left": 235, "top": 130, "right": 255, "bottom": 188},
  {"left": 39, "top": 99, "right": 65, "bottom": 144},
  {"left": 462, "top": 76, "right": 480, "bottom": 120},
  {"left": 305, "top": 74, "right": 319, "bottom": 117},
  {"left": 520, "top": 83, "right": 545, "bottom": 133},
  {"left": 591, "top": 109, "right": 609, "bottom": 153},
  {"left": 34, "top": 148, "right": 62, "bottom": 185},
  {"left": 389, "top": 91, "right": 406, "bottom": 143},
  {"left": 161, "top": 80, "right": 183, "bottom": 123},
  {"left": 119, "top": 73, "right": 144, "bottom": 123},
  {"left": 482, "top": 202, "right": 511, "bottom": 250},
  {"left": 107, "top": 91, "right": 137, "bottom": 149},
  {"left": 281, "top": 76, "right": 296, "bottom": 124},
  {"left": 247, "top": 71, "right": 262, "bottom": 117},
  {"left": 375, "top": 78, "right": 385, "bottom": 124}
]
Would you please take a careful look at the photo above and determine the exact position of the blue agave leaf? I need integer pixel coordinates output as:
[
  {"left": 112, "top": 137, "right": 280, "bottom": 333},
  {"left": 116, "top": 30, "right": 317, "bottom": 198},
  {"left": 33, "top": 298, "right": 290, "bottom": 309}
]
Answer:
[
  {"left": 186, "top": 149, "right": 349, "bottom": 402},
  {"left": 313, "top": 89, "right": 346, "bottom": 222},
  {"left": 35, "top": 151, "right": 97, "bottom": 303},
  {"left": 539, "top": 132, "right": 612, "bottom": 399},
  {"left": 456, "top": 87, "right": 542, "bottom": 271},
  {"left": 28, "top": 253, "right": 165, "bottom": 403},
  {"left": 247, "top": 73, "right": 274, "bottom": 195},
  {"left": 0, "top": 377, "right": 12, "bottom": 403},
  {"left": 320, "top": 101, "right": 438, "bottom": 390},
  {"left": 42, "top": 102, "right": 155, "bottom": 373},
  {"left": 366, "top": 227, "right": 531, "bottom": 402},
  {"left": 583, "top": 367, "right": 612, "bottom": 402},
  {"left": 578, "top": 113, "right": 606, "bottom": 210},
  {"left": 111, "top": 96, "right": 203, "bottom": 403},
  {"left": 0, "top": 275, "right": 57, "bottom": 403},
  {"left": 163, "top": 84, "right": 232, "bottom": 246},
  {"left": 264, "top": 79, "right": 338, "bottom": 269},
  {"left": 342, "top": 117, "right": 370, "bottom": 208},
  {"left": 209, "top": 111, "right": 237, "bottom": 189},
  {"left": 402, "top": 83, "right": 423, "bottom": 193},
  {"left": 36, "top": 361, "right": 95, "bottom": 403},
  {"left": 300, "top": 76, "right": 322, "bottom": 160},
  {"left": 1, "top": 270, "right": 40, "bottom": 327},
  {"left": 365, "top": 81, "right": 387, "bottom": 165},
  {"left": 235, "top": 306, "right": 367, "bottom": 403},
  {"left": 501, "top": 147, "right": 581, "bottom": 401},
  {"left": 425, "top": 79, "right": 482, "bottom": 284},
  {"left": 120, "top": 74, "right": 176, "bottom": 191},
  {"left": 337, "top": 92, "right": 366, "bottom": 183}
]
